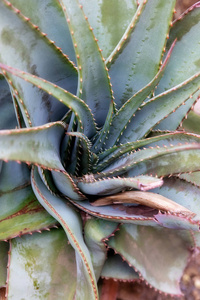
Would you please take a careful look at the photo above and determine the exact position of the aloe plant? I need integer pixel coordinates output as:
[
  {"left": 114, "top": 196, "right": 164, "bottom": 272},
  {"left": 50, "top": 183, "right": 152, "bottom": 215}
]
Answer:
[{"left": 0, "top": 0, "right": 200, "bottom": 298}]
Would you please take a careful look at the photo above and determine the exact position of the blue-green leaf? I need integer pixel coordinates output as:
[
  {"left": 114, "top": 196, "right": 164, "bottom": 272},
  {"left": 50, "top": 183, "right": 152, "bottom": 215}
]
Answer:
[
  {"left": 108, "top": 224, "right": 194, "bottom": 295},
  {"left": 60, "top": 0, "right": 113, "bottom": 127},
  {"left": 154, "top": 5, "right": 200, "bottom": 131},
  {"left": 101, "top": 254, "right": 139, "bottom": 281},
  {"left": 84, "top": 218, "right": 118, "bottom": 280},
  {"left": 119, "top": 72, "right": 200, "bottom": 143},
  {"left": 0, "top": 76, "right": 17, "bottom": 129},
  {"left": 0, "top": 162, "right": 57, "bottom": 240},
  {"left": 108, "top": 0, "right": 176, "bottom": 108},
  {"left": 0, "top": 0, "right": 77, "bottom": 126},
  {"left": 102, "top": 44, "right": 175, "bottom": 150},
  {"left": 152, "top": 177, "right": 200, "bottom": 223},
  {"left": 0, "top": 64, "right": 96, "bottom": 138},
  {"left": 78, "top": 175, "right": 163, "bottom": 195},
  {"left": 79, "top": 0, "right": 137, "bottom": 59},
  {"left": 9, "top": 0, "right": 76, "bottom": 62},
  {"left": 31, "top": 167, "right": 98, "bottom": 300},
  {"left": 7, "top": 229, "right": 77, "bottom": 299}
]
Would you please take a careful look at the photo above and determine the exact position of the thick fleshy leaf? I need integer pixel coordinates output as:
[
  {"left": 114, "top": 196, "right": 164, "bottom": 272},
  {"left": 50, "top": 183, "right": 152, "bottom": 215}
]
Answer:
[
  {"left": 157, "top": 4, "right": 200, "bottom": 93},
  {"left": 0, "top": 0, "right": 77, "bottom": 126},
  {"left": 154, "top": 4, "right": 200, "bottom": 130},
  {"left": 101, "top": 44, "right": 175, "bottom": 150},
  {"left": 91, "top": 100, "right": 115, "bottom": 154},
  {"left": 0, "top": 161, "right": 30, "bottom": 192},
  {"left": 98, "top": 141, "right": 200, "bottom": 178},
  {"left": 155, "top": 212, "right": 199, "bottom": 231},
  {"left": 0, "top": 122, "right": 65, "bottom": 170},
  {"left": 118, "top": 72, "right": 200, "bottom": 144},
  {"left": 79, "top": 0, "right": 137, "bottom": 59},
  {"left": 71, "top": 199, "right": 199, "bottom": 231},
  {"left": 0, "top": 242, "right": 8, "bottom": 287},
  {"left": 92, "top": 190, "right": 194, "bottom": 217},
  {"left": 67, "top": 131, "right": 93, "bottom": 175},
  {"left": 108, "top": 0, "right": 176, "bottom": 108},
  {"left": 0, "top": 122, "right": 83, "bottom": 200},
  {"left": 108, "top": 224, "right": 194, "bottom": 295},
  {"left": 0, "top": 161, "right": 56, "bottom": 240},
  {"left": 12, "top": 94, "right": 26, "bottom": 128},
  {"left": 78, "top": 175, "right": 163, "bottom": 195},
  {"left": 0, "top": 185, "right": 57, "bottom": 241},
  {"left": 51, "top": 170, "right": 84, "bottom": 201},
  {"left": 182, "top": 110, "right": 200, "bottom": 134},
  {"left": 0, "top": 64, "right": 96, "bottom": 138},
  {"left": 0, "top": 76, "right": 17, "bottom": 129},
  {"left": 125, "top": 143, "right": 200, "bottom": 179},
  {"left": 7, "top": 229, "right": 77, "bottom": 299},
  {"left": 31, "top": 168, "right": 98, "bottom": 300},
  {"left": 96, "top": 131, "right": 196, "bottom": 169},
  {"left": 179, "top": 171, "right": 200, "bottom": 187},
  {"left": 101, "top": 254, "right": 139, "bottom": 281},
  {"left": 59, "top": 0, "right": 113, "bottom": 127},
  {"left": 84, "top": 218, "right": 118, "bottom": 280},
  {"left": 9, "top": 0, "right": 76, "bottom": 62},
  {"left": 152, "top": 177, "right": 200, "bottom": 223},
  {"left": 153, "top": 93, "right": 198, "bottom": 131},
  {"left": 70, "top": 199, "right": 160, "bottom": 227}
]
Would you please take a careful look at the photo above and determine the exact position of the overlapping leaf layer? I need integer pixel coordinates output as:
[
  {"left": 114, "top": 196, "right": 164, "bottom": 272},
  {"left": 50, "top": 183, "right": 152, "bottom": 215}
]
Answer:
[{"left": 0, "top": 0, "right": 200, "bottom": 298}]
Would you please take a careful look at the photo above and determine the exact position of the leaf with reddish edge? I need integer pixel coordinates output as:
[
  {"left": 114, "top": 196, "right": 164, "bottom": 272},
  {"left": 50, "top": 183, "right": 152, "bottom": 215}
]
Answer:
[
  {"left": 0, "top": 64, "right": 96, "bottom": 138},
  {"left": 31, "top": 167, "right": 98, "bottom": 300},
  {"left": 0, "top": 161, "right": 30, "bottom": 193},
  {"left": 155, "top": 213, "right": 199, "bottom": 231},
  {"left": 0, "top": 121, "right": 83, "bottom": 200},
  {"left": 153, "top": 177, "right": 200, "bottom": 221},
  {"left": 91, "top": 190, "right": 194, "bottom": 217},
  {"left": 69, "top": 199, "right": 161, "bottom": 227},
  {"left": 101, "top": 40, "right": 176, "bottom": 151},
  {"left": 179, "top": 171, "right": 200, "bottom": 187},
  {"left": 0, "top": 121, "right": 65, "bottom": 170},
  {"left": 182, "top": 110, "right": 200, "bottom": 134},
  {"left": 77, "top": 175, "right": 164, "bottom": 196},
  {"left": 157, "top": 4, "right": 200, "bottom": 94},
  {"left": 79, "top": 0, "right": 137, "bottom": 60},
  {"left": 0, "top": 242, "right": 9, "bottom": 288},
  {"left": 0, "top": 161, "right": 56, "bottom": 240},
  {"left": 108, "top": 0, "right": 176, "bottom": 108},
  {"left": 84, "top": 218, "right": 118, "bottom": 280},
  {"left": 66, "top": 131, "right": 93, "bottom": 175},
  {"left": 153, "top": 4, "right": 200, "bottom": 131},
  {"left": 96, "top": 131, "right": 200, "bottom": 171},
  {"left": 99, "top": 142, "right": 200, "bottom": 180},
  {"left": 51, "top": 170, "right": 85, "bottom": 201},
  {"left": 0, "top": 76, "right": 17, "bottom": 130},
  {"left": 7, "top": 229, "right": 77, "bottom": 300},
  {"left": 101, "top": 254, "right": 139, "bottom": 282},
  {"left": 118, "top": 72, "right": 200, "bottom": 144},
  {"left": 150, "top": 177, "right": 200, "bottom": 231},
  {"left": 70, "top": 199, "right": 199, "bottom": 231},
  {"left": 127, "top": 145, "right": 200, "bottom": 179},
  {"left": 9, "top": 0, "right": 76, "bottom": 62},
  {"left": 59, "top": 0, "right": 113, "bottom": 128},
  {"left": 0, "top": 186, "right": 57, "bottom": 241},
  {"left": 0, "top": 0, "right": 77, "bottom": 127},
  {"left": 108, "top": 224, "right": 194, "bottom": 295}
]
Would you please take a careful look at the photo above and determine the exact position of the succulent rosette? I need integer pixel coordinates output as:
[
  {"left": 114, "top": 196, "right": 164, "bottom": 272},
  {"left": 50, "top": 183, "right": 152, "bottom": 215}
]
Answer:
[{"left": 0, "top": 0, "right": 200, "bottom": 298}]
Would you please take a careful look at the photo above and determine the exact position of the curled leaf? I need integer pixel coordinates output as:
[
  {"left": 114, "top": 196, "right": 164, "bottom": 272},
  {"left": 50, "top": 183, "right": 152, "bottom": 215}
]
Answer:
[{"left": 92, "top": 190, "right": 195, "bottom": 217}]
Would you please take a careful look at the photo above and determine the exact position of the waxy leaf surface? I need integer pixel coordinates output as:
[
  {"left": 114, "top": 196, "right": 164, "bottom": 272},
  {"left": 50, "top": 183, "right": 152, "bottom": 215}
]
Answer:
[{"left": 7, "top": 229, "right": 77, "bottom": 299}]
